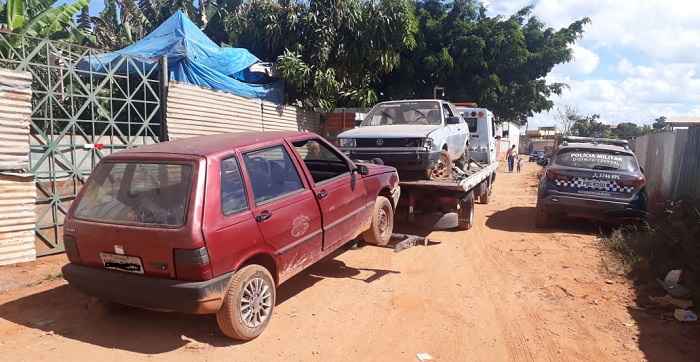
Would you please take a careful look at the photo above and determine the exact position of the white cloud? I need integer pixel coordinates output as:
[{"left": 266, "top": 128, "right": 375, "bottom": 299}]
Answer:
[
  {"left": 482, "top": 1, "right": 700, "bottom": 127},
  {"left": 529, "top": 63, "right": 700, "bottom": 128},
  {"left": 533, "top": 0, "right": 700, "bottom": 62},
  {"left": 557, "top": 45, "right": 600, "bottom": 75},
  {"left": 486, "top": 0, "right": 700, "bottom": 62}
]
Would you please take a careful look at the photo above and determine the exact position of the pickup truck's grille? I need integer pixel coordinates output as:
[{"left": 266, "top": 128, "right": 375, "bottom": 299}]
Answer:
[{"left": 356, "top": 138, "right": 423, "bottom": 148}]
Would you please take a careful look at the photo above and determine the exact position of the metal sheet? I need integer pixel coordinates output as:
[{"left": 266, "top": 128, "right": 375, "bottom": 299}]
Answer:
[
  {"left": 167, "top": 82, "right": 321, "bottom": 139},
  {"left": 0, "top": 175, "right": 37, "bottom": 265},
  {"left": 261, "top": 101, "right": 299, "bottom": 131},
  {"left": 167, "top": 82, "right": 264, "bottom": 139},
  {"left": 0, "top": 69, "right": 32, "bottom": 171}
]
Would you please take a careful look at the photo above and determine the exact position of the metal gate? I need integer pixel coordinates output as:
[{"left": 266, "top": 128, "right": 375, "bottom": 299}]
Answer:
[{"left": 0, "top": 32, "right": 165, "bottom": 255}]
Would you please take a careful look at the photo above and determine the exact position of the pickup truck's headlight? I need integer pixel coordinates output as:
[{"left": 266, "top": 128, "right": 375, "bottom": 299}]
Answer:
[
  {"left": 423, "top": 137, "right": 435, "bottom": 150},
  {"left": 339, "top": 138, "right": 356, "bottom": 148}
]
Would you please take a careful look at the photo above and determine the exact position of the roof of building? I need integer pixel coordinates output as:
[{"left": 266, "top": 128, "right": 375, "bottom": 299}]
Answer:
[
  {"left": 116, "top": 131, "right": 307, "bottom": 157},
  {"left": 666, "top": 117, "right": 700, "bottom": 125}
]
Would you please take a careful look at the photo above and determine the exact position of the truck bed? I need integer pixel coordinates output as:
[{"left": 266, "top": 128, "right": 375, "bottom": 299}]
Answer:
[{"left": 399, "top": 161, "right": 498, "bottom": 193}]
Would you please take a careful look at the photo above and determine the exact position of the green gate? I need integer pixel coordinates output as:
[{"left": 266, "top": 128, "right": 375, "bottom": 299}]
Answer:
[{"left": 0, "top": 33, "right": 165, "bottom": 256}]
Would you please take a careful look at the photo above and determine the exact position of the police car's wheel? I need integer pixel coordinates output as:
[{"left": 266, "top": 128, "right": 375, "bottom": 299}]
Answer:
[{"left": 534, "top": 204, "right": 551, "bottom": 228}]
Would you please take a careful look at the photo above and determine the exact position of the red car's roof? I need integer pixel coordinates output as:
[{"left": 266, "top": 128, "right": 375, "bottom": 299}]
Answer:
[{"left": 117, "top": 131, "right": 311, "bottom": 157}]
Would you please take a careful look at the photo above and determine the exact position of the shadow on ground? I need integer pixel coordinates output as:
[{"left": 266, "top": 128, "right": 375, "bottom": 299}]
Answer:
[
  {"left": 0, "top": 247, "right": 399, "bottom": 354},
  {"left": 485, "top": 206, "right": 602, "bottom": 234}
]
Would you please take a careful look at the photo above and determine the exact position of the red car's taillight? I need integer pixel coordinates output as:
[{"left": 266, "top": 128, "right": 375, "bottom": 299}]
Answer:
[
  {"left": 64, "top": 235, "right": 81, "bottom": 263},
  {"left": 174, "top": 246, "right": 213, "bottom": 281}
]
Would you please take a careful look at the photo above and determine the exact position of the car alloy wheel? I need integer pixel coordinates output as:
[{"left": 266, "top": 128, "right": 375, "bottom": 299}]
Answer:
[{"left": 240, "top": 277, "right": 273, "bottom": 328}]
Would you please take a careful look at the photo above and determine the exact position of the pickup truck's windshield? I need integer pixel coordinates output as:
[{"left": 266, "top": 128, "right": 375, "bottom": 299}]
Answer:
[
  {"left": 74, "top": 162, "right": 193, "bottom": 226},
  {"left": 361, "top": 101, "right": 442, "bottom": 126},
  {"left": 555, "top": 149, "right": 639, "bottom": 172}
]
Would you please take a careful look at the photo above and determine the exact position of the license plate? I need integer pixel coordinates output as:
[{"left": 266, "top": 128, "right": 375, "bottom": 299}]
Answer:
[
  {"left": 99, "top": 252, "right": 144, "bottom": 274},
  {"left": 582, "top": 179, "right": 609, "bottom": 189}
]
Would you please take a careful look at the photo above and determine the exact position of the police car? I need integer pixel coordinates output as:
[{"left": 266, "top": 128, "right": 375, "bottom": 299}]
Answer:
[{"left": 535, "top": 136, "right": 648, "bottom": 227}]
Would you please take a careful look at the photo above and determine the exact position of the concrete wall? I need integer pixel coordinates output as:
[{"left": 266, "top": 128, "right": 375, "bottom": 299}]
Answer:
[
  {"left": 166, "top": 82, "right": 320, "bottom": 140},
  {"left": 0, "top": 69, "right": 37, "bottom": 265},
  {"left": 632, "top": 128, "right": 699, "bottom": 209}
]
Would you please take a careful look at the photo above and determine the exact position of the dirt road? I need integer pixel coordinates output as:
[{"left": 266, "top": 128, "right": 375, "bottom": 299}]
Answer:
[{"left": 1, "top": 163, "right": 697, "bottom": 361}]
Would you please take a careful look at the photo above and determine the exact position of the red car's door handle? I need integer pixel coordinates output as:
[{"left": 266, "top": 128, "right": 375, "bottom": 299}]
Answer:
[
  {"left": 317, "top": 190, "right": 328, "bottom": 199},
  {"left": 255, "top": 210, "right": 272, "bottom": 222}
]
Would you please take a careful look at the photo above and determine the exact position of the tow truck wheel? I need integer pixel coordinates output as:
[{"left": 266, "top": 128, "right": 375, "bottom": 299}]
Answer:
[
  {"left": 457, "top": 191, "right": 475, "bottom": 230},
  {"left": 363, "top": 196, "right": 394, "bottom": 246},
  {"left": 217, "top": 264, "right": 276, "bottom": 341},
  {"left": 479, "top": 181, "right": 491, "bottom": 204}
]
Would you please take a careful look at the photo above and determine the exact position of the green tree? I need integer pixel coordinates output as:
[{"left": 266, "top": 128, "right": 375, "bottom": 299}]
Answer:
[
  {"left": 652, "top": 116, "right": 667, "bottom": 131},
  {"left": 228, "top": 0, "right": 417, "bottom": 110},
  {"left": 556, "top": 105, "right": 579, "bottom": 135},
  {"left": 570, "top": 114, "right": 613, "bottom": 138},
  {"left": 77, "top": 6, "right": 91, "bottom": 30},
  {"left": 1, "top": 0, "right": 90, "bottom": 39},
  {"left": 92, "top": 0, "right": 152, "bottom": 49},
  {"left": 378, "top": 1, "right": 589, "bottom": 125},
  {"left": 611, "top": 122, "right": 646, "bottom": 140}
]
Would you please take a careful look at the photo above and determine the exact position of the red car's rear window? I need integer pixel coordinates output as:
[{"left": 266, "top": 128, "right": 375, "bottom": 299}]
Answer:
[{"left": 73, "top": 162, "right": 193, "bottom": 227}]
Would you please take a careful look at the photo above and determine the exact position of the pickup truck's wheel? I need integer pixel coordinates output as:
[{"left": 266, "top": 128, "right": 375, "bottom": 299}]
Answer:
[
  {"left": 457, "top": 191, "right": 475, "bottom": 230},
  {"left": 362, "top": 196, "right": 394, "bottom": 246},
  {"left": 428, "top": 151, "right": 453, "bottom": 181},
  {"left": 455, "top": 148, "right": 469, "bottom": 171},
  {"left": 217, "top": 264, "right": 276, "bottom": 340}
]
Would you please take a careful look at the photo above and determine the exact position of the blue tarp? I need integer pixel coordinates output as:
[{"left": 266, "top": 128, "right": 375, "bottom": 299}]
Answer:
[{"left": 80, "top": 11, "right": 282, "bottom": 102}]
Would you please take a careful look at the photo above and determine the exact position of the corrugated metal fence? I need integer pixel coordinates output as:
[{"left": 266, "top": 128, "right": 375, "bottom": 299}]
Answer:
[
  {"left": 0, "top": 69, "right": 37, "bottom": 265},
  {"left": 632, "top": 127, "right": 700, "bottom": 209},
  {"left": 0, "top": 69, "right": 32, "bottom": 170},
  {"left": 676, "top": 127, "right": 700, "bottom": 200},
  {"left": 167, "top": 82, "right": 320, "bottom": 139}
]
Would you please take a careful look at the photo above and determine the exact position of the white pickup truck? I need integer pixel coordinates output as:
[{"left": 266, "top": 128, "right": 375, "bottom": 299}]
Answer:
[
  {"left": 337, "top": 99, "right": 470, "bottom": 180},
  {"left": 338, "top": 99, "right": 498, "bottom": 230}
]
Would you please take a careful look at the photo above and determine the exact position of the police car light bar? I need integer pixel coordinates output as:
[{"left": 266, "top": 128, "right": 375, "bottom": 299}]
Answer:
[{"left": 561, "top": 136, "right": 629, "bottom": 147}]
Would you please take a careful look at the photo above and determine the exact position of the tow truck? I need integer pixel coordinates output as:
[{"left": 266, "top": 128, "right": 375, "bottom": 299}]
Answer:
[{"left": 339, "top": 100, "right": 498, "bottom": 230}]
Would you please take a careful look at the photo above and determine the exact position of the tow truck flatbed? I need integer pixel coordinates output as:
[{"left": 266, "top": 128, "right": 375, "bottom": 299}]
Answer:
[
  {"left": 399, "top": 161, "right": 498, "bottom": 193},
  {"left": 396, "top": 160, "right": 498, "bottom": 230}
]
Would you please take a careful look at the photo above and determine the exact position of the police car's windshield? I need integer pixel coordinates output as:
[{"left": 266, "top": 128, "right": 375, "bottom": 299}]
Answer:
[
  {"left": 361, "top": 101, "right": 442, "bottom": 126},
  {"left": 555, "top": 149, "right": 639, "bottom": 172}
]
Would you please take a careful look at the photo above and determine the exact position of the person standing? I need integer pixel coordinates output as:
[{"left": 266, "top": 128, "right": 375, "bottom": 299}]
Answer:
[{"left": 506, "top": 144, "right": 516, "bottom": 172}]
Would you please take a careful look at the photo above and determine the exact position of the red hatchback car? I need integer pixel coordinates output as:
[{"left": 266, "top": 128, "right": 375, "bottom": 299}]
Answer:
[{"left": 62, "top": 131, "right": 400, "bottom": 340}]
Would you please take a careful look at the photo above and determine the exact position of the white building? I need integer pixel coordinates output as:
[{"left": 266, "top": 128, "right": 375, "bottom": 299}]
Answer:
[{"left": 495, "top": 121, "right": 522, "bottom": 156}]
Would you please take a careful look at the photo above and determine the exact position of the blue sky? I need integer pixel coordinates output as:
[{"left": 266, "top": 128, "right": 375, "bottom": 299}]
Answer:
[{"left": 80, "top": 0, "right": 700, "bottom": 128}]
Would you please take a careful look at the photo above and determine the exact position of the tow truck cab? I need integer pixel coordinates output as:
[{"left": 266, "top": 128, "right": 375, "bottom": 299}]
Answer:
[{"left": 455, "top": 106, "right": 496, "bottom": 164}]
